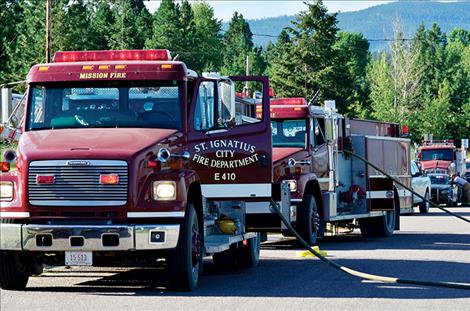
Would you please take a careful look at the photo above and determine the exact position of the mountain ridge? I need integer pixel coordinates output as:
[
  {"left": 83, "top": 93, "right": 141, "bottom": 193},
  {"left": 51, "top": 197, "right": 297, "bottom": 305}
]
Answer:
[{"left": 230, "top": 2, "right": 470, "bottom": 50}]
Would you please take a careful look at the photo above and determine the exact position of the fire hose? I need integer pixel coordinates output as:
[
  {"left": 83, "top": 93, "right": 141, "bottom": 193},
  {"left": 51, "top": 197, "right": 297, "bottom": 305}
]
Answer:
[{"left": 269, "top": 149, "right": 470, "bottom": 290}]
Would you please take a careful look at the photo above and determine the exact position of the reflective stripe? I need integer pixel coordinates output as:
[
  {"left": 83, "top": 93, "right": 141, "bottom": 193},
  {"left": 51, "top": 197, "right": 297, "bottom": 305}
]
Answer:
[
  {"left": 127, "top": 212, "right": 185, "bottom": 218},
  {"left": 201, "top": 183, "right": 272, "bottom": 198},
  {"left": 0, "top": 212, "right": 30, "bottom": 218},
  {"left": 366, "top": 191, "right": 394, "bottom": 199}
]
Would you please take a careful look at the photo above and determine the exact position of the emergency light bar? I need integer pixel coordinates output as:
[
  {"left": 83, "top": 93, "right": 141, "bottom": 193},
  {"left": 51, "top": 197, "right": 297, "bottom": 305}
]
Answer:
[
  {"left": 53, "top": 50, "right": 171, "bottom": 63},
  {"left": 271, "top": 98, "right": 307, "bottom": 105}
]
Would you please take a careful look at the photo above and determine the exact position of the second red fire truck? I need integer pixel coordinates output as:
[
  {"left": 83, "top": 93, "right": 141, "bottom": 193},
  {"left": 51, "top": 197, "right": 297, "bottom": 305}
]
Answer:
[{"left": 246, "top": 97, "right": 412, "bottom": 244}]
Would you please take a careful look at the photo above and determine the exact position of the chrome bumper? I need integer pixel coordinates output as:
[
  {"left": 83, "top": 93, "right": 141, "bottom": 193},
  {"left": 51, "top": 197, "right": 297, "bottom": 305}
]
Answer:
[{"left": 0, "top": 224, "right": 180, "bottom": 251}]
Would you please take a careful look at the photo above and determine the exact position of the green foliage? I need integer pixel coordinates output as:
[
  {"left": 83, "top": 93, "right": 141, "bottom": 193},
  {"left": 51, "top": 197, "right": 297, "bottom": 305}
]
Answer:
[
  {"left": 193, "top": 2, "right": 223, "bottom": 71},
  {"left": 221, "top": 12, "right": 254, "bottom": 76},
  {"left": 333, "top": 32, "right": 371, "bottom": 117}
]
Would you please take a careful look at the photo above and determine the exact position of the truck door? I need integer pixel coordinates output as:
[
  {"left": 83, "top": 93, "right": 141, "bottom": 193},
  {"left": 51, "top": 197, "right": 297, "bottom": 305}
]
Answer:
[{"left": 188, "top": 76, "right": 272, "bottom": 199}]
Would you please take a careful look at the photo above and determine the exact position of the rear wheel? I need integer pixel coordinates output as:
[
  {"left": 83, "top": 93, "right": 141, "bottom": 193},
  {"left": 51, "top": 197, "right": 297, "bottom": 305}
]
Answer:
[
  {"left": 297, "top": 194, "right": 318, "bottom": 245},
  {"left": 213, "top": 233, "right": 261, "bottom": 269},
  {"left": 237, "top": 233, "right": 261, "bottom": 269},
  {"left": 419, "top": 190, "right": 430, "bottom": 214},
  {"left": 360, "top": 194, "right": 398, "bottom": 237},
  {"left": 169, "top": 204, "right": 202, "bottom": 291},
  {"left": 0, "top": 251, "right": 30, "bottom": 290}
]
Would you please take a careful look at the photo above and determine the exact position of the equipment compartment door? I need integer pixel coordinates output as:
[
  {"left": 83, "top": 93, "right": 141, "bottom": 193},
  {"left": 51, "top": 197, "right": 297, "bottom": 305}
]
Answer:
[{"left": 188, "top": 76, "right": 272, "bottom": 199}]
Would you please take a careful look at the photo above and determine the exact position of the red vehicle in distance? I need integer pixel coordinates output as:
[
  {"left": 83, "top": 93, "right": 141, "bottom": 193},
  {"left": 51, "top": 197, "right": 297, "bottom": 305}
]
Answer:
[{"left": 247, "top": 97, "right": 412, "bottom": 244}]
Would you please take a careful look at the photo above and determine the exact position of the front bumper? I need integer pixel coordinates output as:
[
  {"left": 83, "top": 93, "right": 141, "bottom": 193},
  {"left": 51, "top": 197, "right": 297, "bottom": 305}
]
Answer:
[{"left": 0, "top": 224, "right": 179, "bottom": 251}]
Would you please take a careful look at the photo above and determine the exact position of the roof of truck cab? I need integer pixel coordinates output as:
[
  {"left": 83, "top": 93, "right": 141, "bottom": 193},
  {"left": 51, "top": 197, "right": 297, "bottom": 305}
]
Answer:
[{"left": 27, "top": 60, "right": 191, "bottom": 83}]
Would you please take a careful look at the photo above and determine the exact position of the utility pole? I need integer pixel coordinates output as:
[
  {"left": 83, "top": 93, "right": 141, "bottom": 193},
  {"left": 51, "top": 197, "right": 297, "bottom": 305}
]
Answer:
[
  {"left": 45, "top": 0, "right": 52, "bottom": 63},
  {"left": 245, "top": 55, "right": 250, "bottom": 95}
]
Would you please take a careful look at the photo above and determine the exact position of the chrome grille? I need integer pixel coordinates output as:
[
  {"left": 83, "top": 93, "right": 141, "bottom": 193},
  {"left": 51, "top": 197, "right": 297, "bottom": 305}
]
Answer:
[{"left": 28, "top": 160, "right": 128, "bottom": 206}]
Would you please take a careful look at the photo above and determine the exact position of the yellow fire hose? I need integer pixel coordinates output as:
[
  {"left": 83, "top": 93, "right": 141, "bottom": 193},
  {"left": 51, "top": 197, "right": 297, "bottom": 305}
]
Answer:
[{"left": 269, "top": 149, "right": 470, "bottom": 290}]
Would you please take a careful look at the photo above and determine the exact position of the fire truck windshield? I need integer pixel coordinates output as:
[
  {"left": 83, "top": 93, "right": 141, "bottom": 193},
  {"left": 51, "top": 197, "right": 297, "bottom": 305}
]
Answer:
[
  {"left": 26, "top": 82, "right": 182, "bottom": 131},
  {"left": 421, "top": 149, "right": 453, "bottom": 161},
  {"left": 271, "top": 119, "right": 306, "bottom": 148}
]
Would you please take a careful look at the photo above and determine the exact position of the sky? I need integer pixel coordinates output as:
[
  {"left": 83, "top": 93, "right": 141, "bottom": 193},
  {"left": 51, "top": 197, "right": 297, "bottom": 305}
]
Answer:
[{"left": 144, "top": 1, "right": 393, "bottom": 21}]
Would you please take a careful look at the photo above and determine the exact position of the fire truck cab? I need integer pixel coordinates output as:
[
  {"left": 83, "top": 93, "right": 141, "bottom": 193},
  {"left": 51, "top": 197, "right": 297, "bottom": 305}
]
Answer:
[
  {"left": 0, "top": 50, "right": 276, "bottom": 291},
  {"left": 246, "top": 97, "right": 412, "bottom": 244}
]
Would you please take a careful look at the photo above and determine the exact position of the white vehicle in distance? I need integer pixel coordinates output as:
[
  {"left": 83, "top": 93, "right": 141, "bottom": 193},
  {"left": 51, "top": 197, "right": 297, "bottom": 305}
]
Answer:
[{"left": 411, "top": 161, "right": 432, "bottom": 213}]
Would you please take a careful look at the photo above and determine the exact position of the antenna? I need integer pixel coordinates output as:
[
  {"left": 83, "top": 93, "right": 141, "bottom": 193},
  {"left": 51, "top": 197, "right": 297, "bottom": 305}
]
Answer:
[{"left": 307, "top": 89, "right": 321, "bottom": 106}]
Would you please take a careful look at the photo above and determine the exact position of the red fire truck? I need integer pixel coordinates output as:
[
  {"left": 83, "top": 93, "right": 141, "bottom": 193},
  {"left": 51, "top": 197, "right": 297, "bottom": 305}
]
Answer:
[
  {"left": 246, "top": 97, "right": 412, "bottom": 244},
  {"left": 417, "top": 140, "right": 467, "bottom": 177},
  {"left": 0, "top": 49, "right": 280, "bottom": 291}
]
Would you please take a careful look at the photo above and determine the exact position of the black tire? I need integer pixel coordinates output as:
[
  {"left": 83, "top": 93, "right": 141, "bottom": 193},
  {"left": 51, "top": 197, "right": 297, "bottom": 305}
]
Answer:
[
  {"left": 169, "top": 204, "right": 203, "bottom": 291},
  {"left": 212, "top": 248, "right": 237, "bottom": 269},
  {"left": 360, "top": 196, "right": 397, "bottom": 238},
  {"left": 213, "top": 233, "right": 261, "bottom": 270},
  {"left": 419, "top": 190, "right": 430, "bottom": 214},
  {"left": 297, "top": 194, "right": 318, "bottom": 245},
  {"left": 237, "top": 233, "right": 261, "bottom": 269},
  {"left": 0, "top": 251, "right": 30, "bottom": 290}
]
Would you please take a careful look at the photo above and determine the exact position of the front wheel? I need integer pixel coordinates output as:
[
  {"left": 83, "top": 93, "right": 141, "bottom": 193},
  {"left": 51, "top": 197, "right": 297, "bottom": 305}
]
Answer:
[
  {"left": 297, "top": 194, "right": 319, "bottom": 245},
  {"left": 0, "top": 251, "right": 30, "bottom": 290},
  {"left": 419, "top": 190, "right": 430, "bottom": 214},
  {"left": 169, "top": 204, "right": 203, "bottom": 291}
]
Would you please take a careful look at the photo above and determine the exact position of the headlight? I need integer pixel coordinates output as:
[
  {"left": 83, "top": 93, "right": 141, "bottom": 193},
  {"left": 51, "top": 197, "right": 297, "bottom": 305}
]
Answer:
[
  {"left": 286, "top": 179, "right": 297, "bottom": 192},
  {"left": 0, "top": 182, "right": 13, "bottom": 201},
  {"left": 153, "top": 181, "right": 176, "bottom": 200}
]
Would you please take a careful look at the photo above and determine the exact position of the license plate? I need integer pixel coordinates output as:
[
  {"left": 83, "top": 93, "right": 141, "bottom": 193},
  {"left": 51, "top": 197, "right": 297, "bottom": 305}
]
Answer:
[{"left": 65, "top": 251, "right": 93, "bottom": 266}]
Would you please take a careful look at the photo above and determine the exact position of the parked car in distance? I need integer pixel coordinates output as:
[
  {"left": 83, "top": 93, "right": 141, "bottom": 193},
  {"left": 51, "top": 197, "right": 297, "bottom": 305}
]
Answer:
[
  {"left": 411, "top": 161, "right": 432, "bottom": 213},
  {"left": 429, "top": 173, "right": 459, "bottom": 207}
]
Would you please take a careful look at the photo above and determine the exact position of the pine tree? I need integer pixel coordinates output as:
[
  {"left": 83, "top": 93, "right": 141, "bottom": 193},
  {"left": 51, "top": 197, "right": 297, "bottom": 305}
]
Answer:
[
  {"left": 334, "top": 32, "right": 371, "bottom": 117},
  {"left": 0, "top": 0, "right": 22, "bottom": 85},
  {"left": 5, "top": 0, "right": 45, "bottom": 85},
  {"left": 110, "top": 0, "right": 151, "bottom": 49},
  {"left": 52, "top": 0, "right": 95, "bottom": 52},
  {"left": 89, "top": 0, "right": 115, "bottom": 50},
  {"left": 177, "top": 0, "right": 200, "bottom": 70},
  {"left": 193, "top": 1, "right": 223, "bottom": 71},
  {"left": 221, "top": 12, "right": 254, "bottom": 76},
  {"left": 268, "top": 0, "right": 340, "bottom": 108},
  {"left": 145, "top": 0, "right": 181, "bottom": 56}
]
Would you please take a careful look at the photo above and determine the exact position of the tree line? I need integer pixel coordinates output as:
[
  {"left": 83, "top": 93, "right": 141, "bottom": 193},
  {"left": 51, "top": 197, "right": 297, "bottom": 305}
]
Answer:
[{"left": 1, "top": 0, "right": 469, "bottom": 142}]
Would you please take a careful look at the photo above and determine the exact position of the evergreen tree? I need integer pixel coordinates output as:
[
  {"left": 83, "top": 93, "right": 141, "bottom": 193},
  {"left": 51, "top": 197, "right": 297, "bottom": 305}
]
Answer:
[
  {"left": 268, "top": 0, "right": 340, "bottom": 109},
  {"left": 334, "top": 32, "right": 371, "bottom": 117},
  {"left": 110, "top": 0, "right": 151, "bottom": 49},
  {"left": 145, "top": 0, "right": 181, "bottom": 56},
  {"left": 221, "top": 12, "right": 254, "bottom": 76},
  {"left": 193, "top": 1, "right": 223, "bottom": 71},
  {"left": 5, "top": 0, "right": 45, "bottom": 85},
  {"left": 0, "top": 0, "right": 22, "bottom": 85},
  {"left": 89, "top": 0, "right": 115, "bottom": 50},
  {"left": 177, "top": 0, "right": 200, "bottom": 70},
  {"left": 52, "top": 0, "right": 95, "bottom": 52}
]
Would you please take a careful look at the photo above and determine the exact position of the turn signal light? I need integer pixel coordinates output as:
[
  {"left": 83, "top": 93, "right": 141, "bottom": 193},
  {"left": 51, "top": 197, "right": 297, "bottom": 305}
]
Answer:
[
  {"left": 147, "top": 160, "right": 161, "bottom": 170},
  {"left": 36, "top": 175, "right": 55, "bottom": 184},
  {"left": 1, "top": 162, "right": 9, "bottom": 172},
  {"left": 100, "top": 174, "right": 119, "bottom": 185}
]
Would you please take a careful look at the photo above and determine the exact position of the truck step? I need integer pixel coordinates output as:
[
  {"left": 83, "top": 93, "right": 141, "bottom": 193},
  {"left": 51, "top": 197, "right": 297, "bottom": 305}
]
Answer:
[{"left": 204, "top": 232, "right": 256, "bottom": 254}]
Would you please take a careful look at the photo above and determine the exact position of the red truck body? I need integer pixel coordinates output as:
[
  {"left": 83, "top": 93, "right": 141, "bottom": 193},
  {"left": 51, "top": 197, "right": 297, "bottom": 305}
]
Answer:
[
  {"left": 0, "top": 50, "right": 274, "bottom": 291},
  {"left": 247, "top": 97, "right": 412, "bottom": 242}
]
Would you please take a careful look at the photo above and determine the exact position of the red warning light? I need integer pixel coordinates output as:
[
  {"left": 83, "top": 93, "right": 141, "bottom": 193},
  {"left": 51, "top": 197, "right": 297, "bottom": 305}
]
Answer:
[{"left": 53, "top": 50, "right": 171, "bottom": 62}]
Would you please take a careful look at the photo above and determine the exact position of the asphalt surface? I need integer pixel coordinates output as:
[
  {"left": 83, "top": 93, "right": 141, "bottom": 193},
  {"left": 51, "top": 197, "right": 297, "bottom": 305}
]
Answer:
[{"left": 1, "top": 206, "right": 470, "bottom": 311}]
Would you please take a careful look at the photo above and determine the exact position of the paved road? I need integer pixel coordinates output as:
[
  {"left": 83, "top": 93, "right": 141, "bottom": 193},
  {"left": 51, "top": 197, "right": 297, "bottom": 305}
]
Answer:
[{"left": 1, "top": 207, "right": 470, "bottom": 310}]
